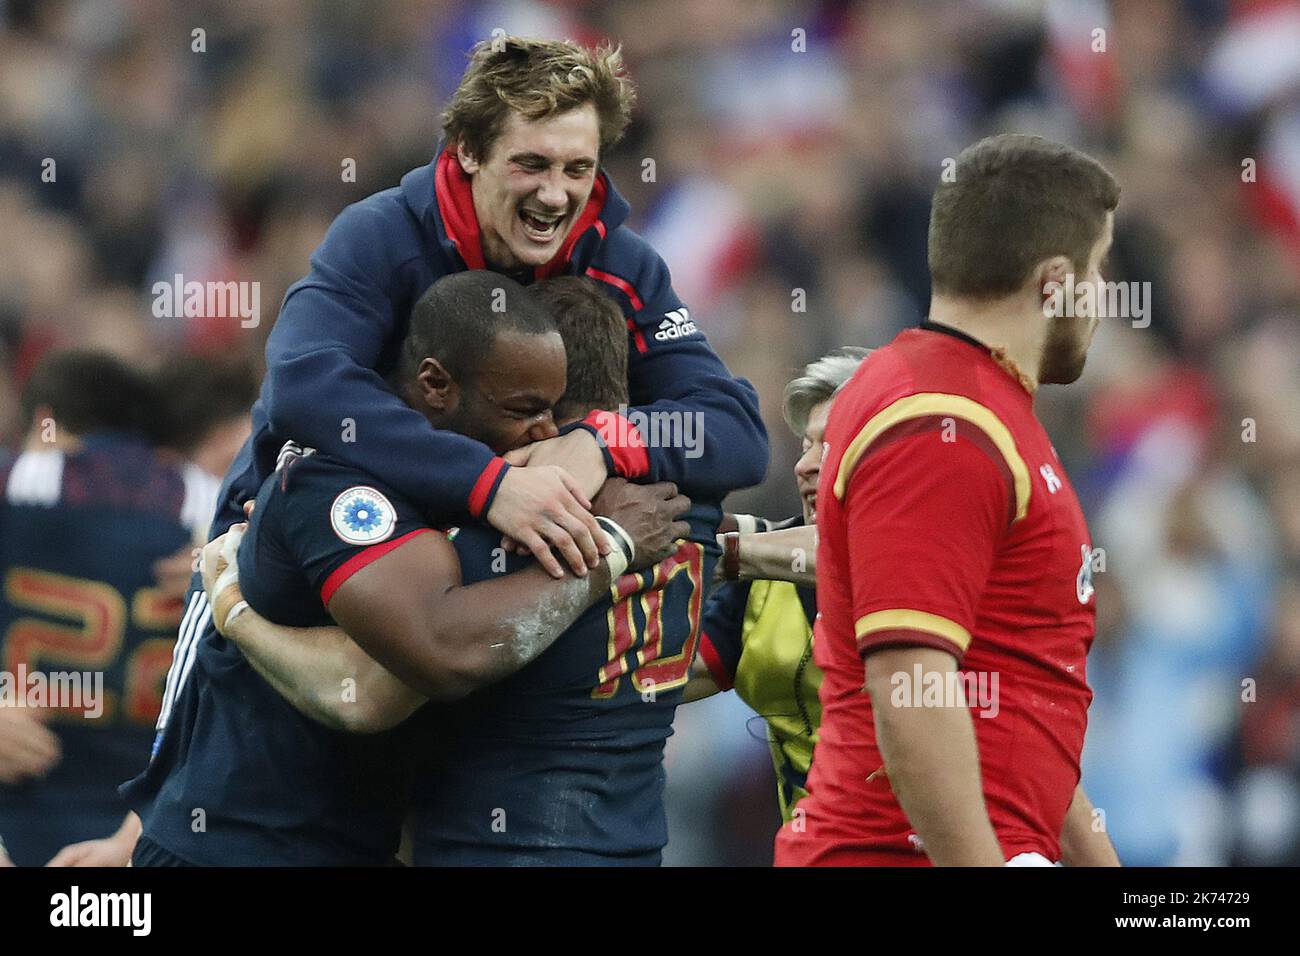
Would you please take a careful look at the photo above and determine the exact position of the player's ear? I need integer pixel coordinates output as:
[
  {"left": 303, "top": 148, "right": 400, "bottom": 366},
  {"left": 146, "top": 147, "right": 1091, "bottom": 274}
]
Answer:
[
  {"left": 415, "top": 358, "right": 457, "bottom": 412},
  {"left": 455, "top": 140, "right": 481, "bottom": 175},
  {"left": 1036, "top": 255, "right": 1073, "bottom": 305}
]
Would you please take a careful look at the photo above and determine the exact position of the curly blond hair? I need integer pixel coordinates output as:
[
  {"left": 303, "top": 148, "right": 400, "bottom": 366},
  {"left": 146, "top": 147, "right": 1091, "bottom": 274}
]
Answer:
[{"left": 442, "top": 36, "right": 636, "bottom": 162}]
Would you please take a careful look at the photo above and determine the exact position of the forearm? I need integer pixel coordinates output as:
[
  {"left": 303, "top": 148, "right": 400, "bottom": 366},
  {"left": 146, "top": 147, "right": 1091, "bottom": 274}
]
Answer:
[
  {"left": 226, "top": 600, "right": 418, "bottom": 731},
  {"left": 1059, "top": 784, "right": 1121, "bottom": 866},
  {"left": 361, "top": 562, "right": 612, "bottom": 701},
  {"left": 735, "top": 526, "right": 816, "bottom": 585},
  {"left": 873, "top": 703, "right": 1003, "bottom": 865},
  {"left": 237, "top": 626, "right": 366, "bottom": 731},
  {"left": 866, "top": 652, "right": 1003, "bottom": 866}
]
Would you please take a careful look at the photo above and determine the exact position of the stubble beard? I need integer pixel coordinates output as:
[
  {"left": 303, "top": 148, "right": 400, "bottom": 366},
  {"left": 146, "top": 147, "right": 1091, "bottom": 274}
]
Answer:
[{"left": 1038, "top": 315, "right": 1094, "bottom": 385}]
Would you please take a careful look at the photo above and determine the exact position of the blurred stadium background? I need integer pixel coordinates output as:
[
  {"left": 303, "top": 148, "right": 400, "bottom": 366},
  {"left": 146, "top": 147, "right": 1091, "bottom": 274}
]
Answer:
[{"left": 1, "top": 0, "right": 1298, "bottom": 865}]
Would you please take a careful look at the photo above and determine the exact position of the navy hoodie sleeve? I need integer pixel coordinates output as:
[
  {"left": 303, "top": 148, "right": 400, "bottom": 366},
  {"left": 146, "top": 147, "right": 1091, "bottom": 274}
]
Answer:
[
  {"left": 262, "top": 199, "right": 510, "bottom": 522},
  {"left": 582, "top": 230, "right": 768, "bottom": 496}
]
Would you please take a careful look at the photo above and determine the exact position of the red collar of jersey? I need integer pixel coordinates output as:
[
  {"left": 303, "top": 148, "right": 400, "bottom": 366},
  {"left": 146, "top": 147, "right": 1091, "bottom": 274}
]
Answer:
[{"left": 434, "top": 148, "right": 609, "bottom": 280}]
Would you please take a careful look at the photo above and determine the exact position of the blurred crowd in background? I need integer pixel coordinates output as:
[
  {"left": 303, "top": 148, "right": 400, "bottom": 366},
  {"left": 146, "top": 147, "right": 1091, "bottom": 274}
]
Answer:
[{"left": 1, "top": 0, "right": 1297, "bottom": 865}]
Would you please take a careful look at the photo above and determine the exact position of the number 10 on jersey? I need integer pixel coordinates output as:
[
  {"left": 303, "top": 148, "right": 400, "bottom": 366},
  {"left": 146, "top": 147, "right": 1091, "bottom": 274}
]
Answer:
[{"left": 592, "top": 541, "right": 705, "bottom": 699}]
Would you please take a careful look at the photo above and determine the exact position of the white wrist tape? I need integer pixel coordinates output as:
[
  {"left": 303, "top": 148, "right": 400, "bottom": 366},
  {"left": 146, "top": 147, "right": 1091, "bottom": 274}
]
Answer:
[
  {"left": 733, "top": 514, "right": 777, "bottom": 534},
  {"left": 222, "top": 600, "right": 250, "bottom": 633},
  {"left": 596, "top": 516, "right": 635, "bottom": 580},
  {"left": 210, "top": 524, "right": 245, "bottom": 600}
]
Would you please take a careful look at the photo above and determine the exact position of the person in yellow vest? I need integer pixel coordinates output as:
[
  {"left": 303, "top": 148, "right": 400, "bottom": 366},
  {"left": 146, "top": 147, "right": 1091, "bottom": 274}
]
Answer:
[{"left": 686, "top": 347, "right": 869, "bottom": 821}]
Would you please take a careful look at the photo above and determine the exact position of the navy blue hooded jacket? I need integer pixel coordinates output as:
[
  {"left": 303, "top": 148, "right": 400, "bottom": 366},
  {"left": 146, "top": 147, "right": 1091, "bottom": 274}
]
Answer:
[{"left": 215, "top": 150, "right": 768, "bottom": 537}]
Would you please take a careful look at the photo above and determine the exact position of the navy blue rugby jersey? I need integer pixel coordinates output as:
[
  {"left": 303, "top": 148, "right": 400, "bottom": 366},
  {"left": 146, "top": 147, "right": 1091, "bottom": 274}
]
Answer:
[
  {"left": 0, "top": 436, "right": 213, "bottom": 865},
  {"left": 410, "top": 504, "right": 721, "bottom": 866}
]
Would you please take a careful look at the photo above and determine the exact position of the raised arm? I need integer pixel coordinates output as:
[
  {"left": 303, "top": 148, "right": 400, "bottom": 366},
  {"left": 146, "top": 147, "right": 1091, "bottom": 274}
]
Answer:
[
  {"left": 264, "top": 201, "right": 498, "bottom": 519},
  {"left": 622, "top": 337, "right": 767, "bottom": 496},
  {"left": 519, "top": 242, "right": 768, "bottom": 499},
  {"left": 616, "top": 243, "right": 767, "bottom": 495}
]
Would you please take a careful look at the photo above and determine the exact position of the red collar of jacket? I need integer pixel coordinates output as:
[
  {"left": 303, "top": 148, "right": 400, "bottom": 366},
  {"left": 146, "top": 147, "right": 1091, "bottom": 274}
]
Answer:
[{"left": 434, "top": 148, "right": 609, "bottom": 280}]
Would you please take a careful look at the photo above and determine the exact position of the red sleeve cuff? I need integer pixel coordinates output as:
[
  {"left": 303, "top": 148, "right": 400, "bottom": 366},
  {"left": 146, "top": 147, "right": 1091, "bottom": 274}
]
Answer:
[
  {"left": 467, "top": 458, "right": 510, "bottom": 519},
  {"left": 697, "top": 632, "right": 735, "bottom": 691},
  {"left": 582, "top": 409, "right": 650, "bottom": 479},
  {"left": 320, "top": 529, "right": 435, "bottom": 606},
  {"left": 857, "top": 628, "right": 966, "bottom": 664}
]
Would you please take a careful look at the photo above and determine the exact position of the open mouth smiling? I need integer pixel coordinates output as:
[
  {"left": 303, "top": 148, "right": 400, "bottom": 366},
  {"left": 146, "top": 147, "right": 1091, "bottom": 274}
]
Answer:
[{"left": 518, "top": 207, "right": 565, "bottom": 242}]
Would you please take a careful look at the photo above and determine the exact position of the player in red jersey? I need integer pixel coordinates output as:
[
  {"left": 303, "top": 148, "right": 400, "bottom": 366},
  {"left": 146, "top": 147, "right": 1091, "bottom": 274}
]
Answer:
[{"left": 775, "top": 134, "right": 1123, "bottom": 867}]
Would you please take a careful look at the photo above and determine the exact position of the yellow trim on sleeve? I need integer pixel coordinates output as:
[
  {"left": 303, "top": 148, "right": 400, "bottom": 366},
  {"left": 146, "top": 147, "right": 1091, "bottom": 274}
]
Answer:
[
  {"left": 832, "top": 392, "right": 1030, "bottom": 522},
  {"left": 854, "top": 608, "right": 972, "bottom": 652}
]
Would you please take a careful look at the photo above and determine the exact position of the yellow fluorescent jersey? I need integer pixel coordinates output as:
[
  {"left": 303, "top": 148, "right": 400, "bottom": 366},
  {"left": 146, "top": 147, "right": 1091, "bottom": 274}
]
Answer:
[{"left": 699, "top": 552, "right": 822, "bottom": 821}]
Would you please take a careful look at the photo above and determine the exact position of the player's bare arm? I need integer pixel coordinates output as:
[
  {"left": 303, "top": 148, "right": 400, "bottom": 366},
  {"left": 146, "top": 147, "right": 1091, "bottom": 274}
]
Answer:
[
  {"left": 715, "top": 525, "right": 816, "bottom": 587},
  {"left": 331, "top": 478, "right": 689, "bottom": 701},
  {"left": 234, "top": 610, "right": 405, "bottom": 734},
  {"left": 199, "top": 527, "right": 402, "bottom": 732},
  {"left": 863, "top": 645, "right": 1005, "bottom": 866},
  {"left": 1058, "top": 784, "right": 1121, "bottom": 867},
  {"left": 209, "top": 479, "right": 690, "bottom": 721},
  {"left": 208, "top": 530, "right": 609, "bottom": 722}
]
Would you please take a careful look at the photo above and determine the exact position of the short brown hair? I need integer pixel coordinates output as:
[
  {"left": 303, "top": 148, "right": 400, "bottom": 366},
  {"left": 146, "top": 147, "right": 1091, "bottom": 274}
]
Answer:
[
  {"left": 530, "top": 276, "right": 628, "bottom": 419},
  {"left": 928, "top": 134, "right": 1120, "bottom": 298},
  {"left": 442, "top": 37, "right": 636, "bottom": 163}
]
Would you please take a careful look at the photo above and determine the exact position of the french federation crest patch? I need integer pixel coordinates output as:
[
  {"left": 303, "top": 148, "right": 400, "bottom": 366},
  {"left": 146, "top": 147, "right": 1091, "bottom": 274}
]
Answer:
[{"left": 330, "top": 486, "right": 396, "bottom": 545}]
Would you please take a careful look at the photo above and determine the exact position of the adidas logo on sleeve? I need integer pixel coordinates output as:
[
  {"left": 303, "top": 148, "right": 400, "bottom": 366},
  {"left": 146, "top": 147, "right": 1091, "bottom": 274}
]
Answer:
[{"left": 654, "top": 308, "right": 699, "bottom": 341}]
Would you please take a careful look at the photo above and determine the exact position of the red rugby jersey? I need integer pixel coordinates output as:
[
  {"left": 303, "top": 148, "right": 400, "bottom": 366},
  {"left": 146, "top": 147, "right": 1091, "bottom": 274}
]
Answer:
[{"left": 774, "top": 323, "right": 1096, "bottom": 866}]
